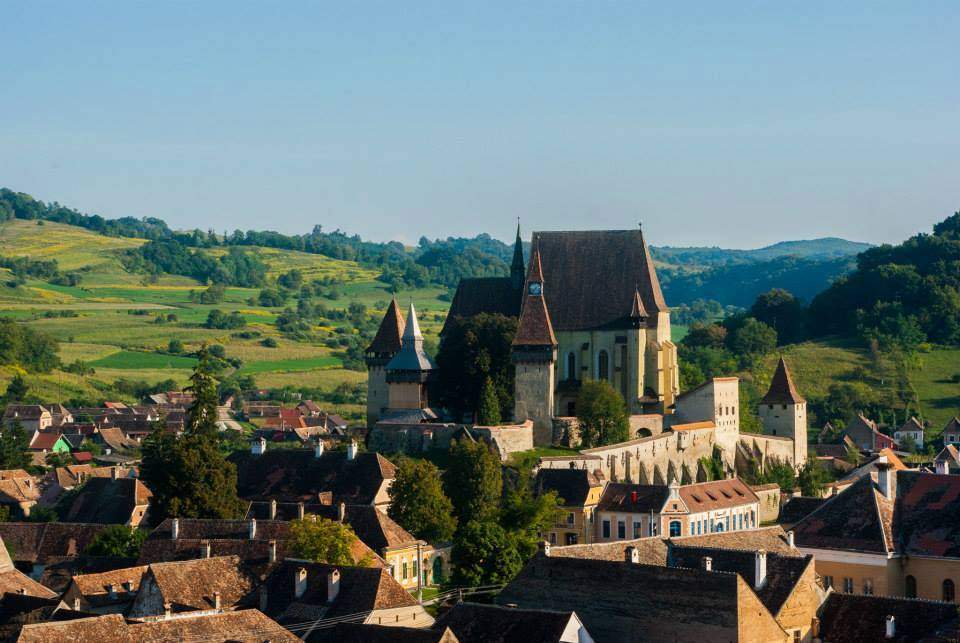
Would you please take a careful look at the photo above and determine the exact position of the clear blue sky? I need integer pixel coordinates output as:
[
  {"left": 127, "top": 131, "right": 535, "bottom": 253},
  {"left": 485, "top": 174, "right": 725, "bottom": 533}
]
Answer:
[{"left": 2, "top": 2, "right": 957, "bottom": 247}]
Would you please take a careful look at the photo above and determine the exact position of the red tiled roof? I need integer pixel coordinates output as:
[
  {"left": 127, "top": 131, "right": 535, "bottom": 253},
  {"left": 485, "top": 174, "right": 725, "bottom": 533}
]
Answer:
[{"left": 760, "top": 357, "right": 805, "bottom": 405}]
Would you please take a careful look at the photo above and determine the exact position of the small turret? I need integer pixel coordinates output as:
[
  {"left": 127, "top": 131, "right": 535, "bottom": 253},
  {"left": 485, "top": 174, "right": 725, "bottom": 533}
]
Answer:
[
  {"left": 385, "top": 303, "right": 436, "bottom": 411},
  {"left": 365, "top": 299, "right": 406, "bottom": 427},
  {"left": 758, "top": 357, "right": 808, "bottom": 468}
]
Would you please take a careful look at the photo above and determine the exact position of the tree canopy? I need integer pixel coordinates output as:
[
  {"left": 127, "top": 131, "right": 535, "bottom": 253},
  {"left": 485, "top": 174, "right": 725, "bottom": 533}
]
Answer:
[
  {"left": 84, "top": 525, "right": 147, "bottom": 558},
  {"left": 388, "top": 458, "right": 457, "bottom": 543},
  {"left": 576, "top": 380, "right": 629, "bottom": 448},
  {"left": 288, "top": 516, "right": 370, "bottom": 566},
  {"left": 443, "top": 440, "right": 503, "bottom": 525}
]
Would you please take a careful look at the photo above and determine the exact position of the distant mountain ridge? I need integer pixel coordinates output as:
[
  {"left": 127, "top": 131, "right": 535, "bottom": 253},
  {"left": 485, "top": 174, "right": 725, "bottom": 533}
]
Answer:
[{"left": 652, "top": 237, "right": 872, "bottom": 268}]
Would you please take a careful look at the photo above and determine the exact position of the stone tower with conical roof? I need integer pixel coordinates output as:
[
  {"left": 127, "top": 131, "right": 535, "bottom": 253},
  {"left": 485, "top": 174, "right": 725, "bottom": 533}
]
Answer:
[
  {"left": 365, "top": 298, "right": 406, "bottom": 426},
  {"left": 385, "top": 303, "right": 436, "bottom": 412},
  {"left": 758, "top": 357, "right": 807, "bottom": 467},
  {"left": 512, "top": 237, "right": 558, "bottom": 445}
]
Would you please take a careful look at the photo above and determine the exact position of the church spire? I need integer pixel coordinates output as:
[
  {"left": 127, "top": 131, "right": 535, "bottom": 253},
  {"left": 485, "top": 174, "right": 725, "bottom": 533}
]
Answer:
[
  {"left": 630, "top": 284, "right": 648, "bottom": 320},
  {"left": 513, "top": 237, "right": 556, "bottom": 347},
  {"left": 386, "top": 303, "right": 435, "bottom": 372},
  {"left": 510, "top": 221, "right": 526, "bottom": 291}
]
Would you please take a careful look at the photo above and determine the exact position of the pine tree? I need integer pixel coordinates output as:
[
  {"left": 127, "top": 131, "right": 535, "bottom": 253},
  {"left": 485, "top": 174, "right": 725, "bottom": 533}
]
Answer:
[
  {"left": 2, "top": 375, "right": 28, "bottom": 404},
  {"left": 476, "top": 377, "right": 501, "bottom": 425},
  {"left": 0, "top": 421, "right": 30, "bottom": 470},
  {"left": 185, "top": 345, "right": 220, "bottom": 437}
]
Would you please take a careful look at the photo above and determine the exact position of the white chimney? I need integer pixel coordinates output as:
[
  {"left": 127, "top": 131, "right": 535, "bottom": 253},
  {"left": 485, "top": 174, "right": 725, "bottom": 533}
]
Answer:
[
  {"left": 110, "top": 466, "right": 118, "bottom": 481},
  {"left": 540, "top": 540, "right": 551, "bottom": 557},
  {"left": 123, "top": 580, "right": 134, "bottom": 593},
  {"left": 268, "top": 539, "right": 277, "bottom": 563},
  {"left": 936, "top": 459, "right": 949, "bottom": 475},
  {"left": 163, "top": 602, "right": 172, "bottom": 619},
  {"left": 297, "top": 503, "right": 305, "bottom": 520},
  {"left": 295, "top": 567, "right": 308, "bottom": 599},
  {"left": 251, "top": 437, "right": 266, "bottom": 455},
  {"left": 327, "top": 569, "right": 341, "bottom": 603},
  {"left": 877, "top": 463, "right": 893, "bottom": 499},
  {"left": 338, "top": 502, "right": 346, "bottom": 523},
  {"left": 171, "top": 518, "right": 180, "bottom": 540},
  {"left": 754, "top": 549, "right": 767, "bottom": 590},
  {"left": 626, "top": 546, "right": 639, "bottom": 564},
  {"left": 787, "top": 530, "right": 795, "bottom": 548},
  {"left": 213, "top": 591, "right": 221, "bottom": 610},
  {"left": 269, "top": 499, "right": 277, "bottom": 520},
  {"left": 347, "top": 440, "right": 358, "bottom": 461},
  {"left": 702, "top": 556, "right": 713, "bottom": 571},
  {"left": 314, "top": 440, "right": 324, "bottom": 458},
  {"left": 249, "top": 519, "right": 257, "bottom": 540},
  {"left": 72, "top": 597, "right": 81, "bottom": 611},
  {"left": 201, "top": 540, "right": 211, "bottom": 558},
  {"left": 107, "top": 584, "right": 117, "bottom": 599},
  {"left": 885, "top": 615, "right": 896, "bottom": 638}
]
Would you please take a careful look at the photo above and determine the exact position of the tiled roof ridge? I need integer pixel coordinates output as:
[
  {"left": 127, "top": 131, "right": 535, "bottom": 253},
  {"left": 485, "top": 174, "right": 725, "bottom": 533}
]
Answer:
[
  {"left": 827, "top": 590, "right": 958, "bottom": 606},
  {"left": 453, "top": 601, "right": 576, "bottom": 617}
]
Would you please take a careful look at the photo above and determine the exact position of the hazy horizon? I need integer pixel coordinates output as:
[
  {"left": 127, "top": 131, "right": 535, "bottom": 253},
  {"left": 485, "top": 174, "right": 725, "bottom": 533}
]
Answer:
[{"left": 3, "top": 2, "right": 957, "bottom": 248}]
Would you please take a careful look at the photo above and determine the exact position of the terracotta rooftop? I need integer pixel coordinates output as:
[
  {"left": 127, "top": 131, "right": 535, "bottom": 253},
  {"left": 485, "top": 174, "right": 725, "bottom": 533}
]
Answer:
[
  {"left": 57, "top": 477, "right": 151, "bottom": 524},
  {"left": 0, "top": 536, "right": 57, "bottom": 600},
  {"left": 818, "top": 593, "right": 959, "bottom": 643},
  {"left": 678, "top": 478, "right": 759, "bottom": 512},
  {"left": 792, "top": 475, "right": 894, "bottom": 554},
  {"left": 547, "top": 536, "right": 669, "bottom": 565},
  {"left": 597, "top": 483, "right": 669, "bottom": 513},
  {"left": 535, "top": 468, "right": 604, "bottom": 507},
  {"left": 129, "top": 555, "right": 253, "bottom": 617},
  {"left": 0, "top": 523, "right": 113, "bottom": 564},
  {"left": 669, "top": 526, "right": 802, "bottom": 557},
  {"left": 760, "top": 357, "right": 805, "bottom": 405}
]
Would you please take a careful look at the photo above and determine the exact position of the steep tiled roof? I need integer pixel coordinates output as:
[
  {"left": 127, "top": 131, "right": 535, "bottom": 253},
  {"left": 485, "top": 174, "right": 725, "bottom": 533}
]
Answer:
[
  {"left": 779, "top": 496, "right": 826, "bottom": 526},
  {"left": 129, "top": 556, "right": 253, "bottom": 617},
  {"left": 57, "top": 478, "right": 151, "bottom": 524},
  {"left": 443, "top": 277, "right": 522, "bottom": 335},
  {"left": 818, "top": 593, "right": 959, "bottom": 643},
  {"left": 535, "top": 468, "right": 603, "bottom": 507},
  {"left": 512, "top": 241, "right": 556, "bottom": 346},
  {"left": 232, "top": 449, "right": 394, "bottom": 505},
  {"left": 792, "top": 475, "right": 893, "bottom": 553},
  {"left": 597, "top": 483, "right": 668, "bottom": 513},
  {"left": 2, "top": 406, "right": 48, "bottom": 421},
  {"left": 69, "top": 565, "right": 147, "bottom": 608},
  {"left": 893, "top": 471, "right": 960, "bottom": 557},
  {"left": 15, "top": 609, "right": 299, "bottom": 642},
  {"left": 366, "top": 298, "right": 406, "bottom": 355},
  {"left": 896, "top": 416, "right": 925, "bottom": 434},
  {"left": 434, "top": 602, "right": 580, "bottom": 643},
  {"left": 545, "top": 536, "right": 669, "bottom": 565},
  {"left": 0, "top": 523, "right": 113, "bottom": 564},
  {"left": 497, "top": 556, "right": 748, "bottom": 643},
  {"left": 0, "top": 537, "right": 56, "bottom": 599},
  {"left": 668, "top": 544, "right": 814, "bottom": 615},
  {"left": 679, "top": 478, "right": 758, "bottom": 512},
  {"left": 669, "top": 526, "right": 801, "bottom": 556},
  {"left": 533, "top": 229, "right": 667, "bottom": 331},
  {"left": 760, "top": 357, "right": 805, "bottom": 405},
  {"left": 253, "top": 560, "right": 418, "bottom": 623},
  {"left": 28, "top": 431, "right": 63, "bottom": 451}
]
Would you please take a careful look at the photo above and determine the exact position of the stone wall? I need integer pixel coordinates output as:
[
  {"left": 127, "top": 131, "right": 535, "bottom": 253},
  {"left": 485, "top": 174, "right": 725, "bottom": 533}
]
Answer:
[
  {"left": 368, "top": 421, "right": 533, "bottom": 462},
  {"left": 750, "top": 484, "right": 782, "bottom": 524}
]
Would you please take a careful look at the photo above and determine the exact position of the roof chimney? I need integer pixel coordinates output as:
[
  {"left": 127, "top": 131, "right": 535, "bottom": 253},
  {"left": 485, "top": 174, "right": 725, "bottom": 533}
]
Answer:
[
  {"left": 347, "top": 440, "right": 358, "bottom": 461},
  {"left": 539, "top": 540, "right": 551, "bottom": 557},
  {"left": 327, "top": 569, "right": 341, "bottom": 604},
  {"left": 876, "top": 462, "right": 894, "bottom": 499},
  {"left": 295, "top": 567, "right": 308, "bottom": 599},
  {"left": 885, "top": 615, "right": 896, "bottom": 639},
  {"left": 669, "top": 481, "right": 680, "bottom": 501},
  {"left": 200, "top": 540, "right": 211, "bottom": 558},
  {"left": 297, "top": 502, "right": 305, "bottom": 520},
  {"left": 625, "top": 546, "right": 639, "bottom": 564},
  {"left": 171, "top": 518, "right": 180, "bottom": 540},
  {"left": 72, "top": 597, "right": 80, "bottom": 611},
  {"left": 163, "top": 602, "right": 171, "bottom": 619},
  {"left": 754, "top": 550, "right": 767, "bottom": 589},
  {"left": 630, "top": 490, "right": 638, "bottom": 504},
  {"left": 269, "top": 499, "right": 277, "bottom": 520},
  {"left": 787, "top": 530, "right": 795, "bottom": 548},
  {"left": 213, "top": 591, "right": 221, "bottom": 610},
  {"left": 702, "top": 556, "right": 713, "bottom": 572},
  {"left": 110, "top": 466, "right": 118, "bottom": 481},
  {"left": 936, "top": 459, "right": 949, "bottom": 475},
  {"left": 314, "top": 440, "right": 324, "bottom": 459},
  {"left": 338, "top": 502, "right": 346, "bottom": 523},
  {"left": 251, "top": 437, "right": 266, "bottom": 455},
  {"left": 268, "top": 539, "right": 277, "bottom": 563},
  {"left": 249, "top": 518, "right": 257, "bottom": 540},
  {"left": 123, "top": 580, "right": 134, "bottom": 593},
  {"left": 107, "top": 584, "right": 117, "bottom": 599}
]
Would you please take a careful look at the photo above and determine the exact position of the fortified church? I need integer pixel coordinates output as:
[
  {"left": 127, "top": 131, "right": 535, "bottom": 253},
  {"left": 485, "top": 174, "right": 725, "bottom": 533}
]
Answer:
[{"left": 365, "top": 227, "right": 807, "bottom": 480}]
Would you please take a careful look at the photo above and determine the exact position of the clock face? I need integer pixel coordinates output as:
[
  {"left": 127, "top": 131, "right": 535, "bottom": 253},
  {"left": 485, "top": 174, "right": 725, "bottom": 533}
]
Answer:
[{"left": 528, "top": 282, "right": 543, "bottom": 296}]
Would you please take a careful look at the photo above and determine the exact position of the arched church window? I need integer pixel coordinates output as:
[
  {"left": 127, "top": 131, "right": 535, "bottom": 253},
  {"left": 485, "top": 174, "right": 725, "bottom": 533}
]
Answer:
[
  {"left": 566, "top": 353, "right": 576, "bottom": 380},
  {"left": 598, "top": 351, "right": 610, "bottom": 381}
]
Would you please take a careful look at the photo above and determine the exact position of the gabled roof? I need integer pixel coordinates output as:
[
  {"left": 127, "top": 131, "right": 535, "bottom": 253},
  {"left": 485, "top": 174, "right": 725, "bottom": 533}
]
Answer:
[
  {"left": 68, "top": 565, "right": 147, "bottom": 608},
  {"left": 367, "top": 298, "right": 406, "bottom": 355},
  {"left": 944, "top": 417, "right": 960, "bottom": 434},
  {"left": 533, "top": 229, "right": 667, "bottom": 331},
  {"left": 512, "top": 240, "right": 556, "bottom": 347},
  {"left": 434, "top": 602, "right": 583, "bottom": 643},
  {"left": 28, "top": 431, "right": 64, "bottom": 451},
  {"left": 896, "top": 416, "right": 924, "bottom": 434},
  {"left": 535, "top": 468, "right": 603, "bottom": 507},
  {"left": 0, "top": 523, "right": 113, "bottom": 564},
  {"left": 253, "top": 560, "right": 418, "bottom": 623},
  {"left": 0, "top": 536, "right": 57, "bottom": 600},
  {"left": 232, "top": 449, "right": 395, "bottom": 505},
  {"left": 129, "top": 556, "right": 253, "bottom": 617},
  {"left": 2, "top": 406, "right": 49, "bottom": 421},
  {"left": 817, "top": 593, "right": 960, "bottom": 643},
  {"left": 56, "top": 478, "right": 151, "bottom": 524},
  {"left": 792, "top": 475, "right": 893, "bottom": 554},
  {"left": 669, "top": 526, "right": 801, "bottom": 556},
  {"left": 442, "top": 277, "right": 522, "bottom": 335},
  {"left": 779, "top": 496, "right": 826, "bottom": 526},
  {"left": 596, "top": 483, "right": 668, "bottom": 513},
  {"left": 760, "top": 357, "right": 805, "bottom": 405},
  {"left": 678, "top": 478, "right": 758, "bottom": 512},
  {"left": 546, "top": 536, "right": 669, "bottom": 565},
  {"left": 892, "top": 471, "right": 960, "bottom": 558}
]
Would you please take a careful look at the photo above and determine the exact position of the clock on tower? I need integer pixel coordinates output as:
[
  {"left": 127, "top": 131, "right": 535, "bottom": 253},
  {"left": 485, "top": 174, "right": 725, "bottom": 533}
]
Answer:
[{"left": 528, "top": 281, "right": 543, "bottom": 296}]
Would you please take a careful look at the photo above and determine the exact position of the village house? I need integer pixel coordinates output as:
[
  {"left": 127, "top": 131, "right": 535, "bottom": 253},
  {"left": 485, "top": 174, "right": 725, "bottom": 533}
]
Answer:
[
  {"left": 232, "top": 440, "right": 395, "bottom": 508},
  {"left": 893, "top": 416, "right": 924, "bottom": 448},
  {"left": 0, "top": 470, "right": 39, "bottom": 518},
  {"left": 815, "top": 593, "right": 960, "bottom": 642},
  {"left": 934, "top": 444, "right": 960, "bottom": 474},
  {"left": 843, "top": 414, "right": 897, "bottom": 452},
  {"left": 0, "top": 536, "right": 57, "bottom": 600},
  {"left": 61, "top": 565, "right": 147, "bottom": 614},
  {"left": 0, "top": 523, "right": 115, "bottom": 581},
  {"left": 26, "top": 430, "right": 71, "bottom": 458},
  {"left": 12, "top": 609, "right": 298, "bottom": 642},
  {"left": 252, "top": 560, "right": 433, "bottom": 630},
  {"left": 942, "top": 417, "right": 960, "bottom": 446},
  {"left": 246, "top": 501, "right": 450, "bottom": 588},
  {"left": 432, "top": 602, "right": 595, "bottom": 643},
  {"left": 126, "top": 555, "right": 254, "bottom": 619},
  {"left": 792, "top": 467, "right": 960, "bottom": 602},
  {"left": 536, "top": 468, "right": 605, "bottom": 546},
  {"left": 594, "top": 478, "right": 760, "bottom": 542},
  {"left": 56, "top": 476, "right": 151, "bottom": 527},
  {"left": 2, "top": 406, "right": 52, "bottom": 433}
]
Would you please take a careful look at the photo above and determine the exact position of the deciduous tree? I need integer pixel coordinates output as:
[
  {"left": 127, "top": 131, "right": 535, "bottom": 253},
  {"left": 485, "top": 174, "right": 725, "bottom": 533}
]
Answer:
[
  {"left": 443, "top": 440, "right": 502, "bottom": 525},
  {"left": 388, "top": 458, "right": 457, "bottom": 543},
  {"left": 576, "top": 380, "right": 629, "bottom": 448}
]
